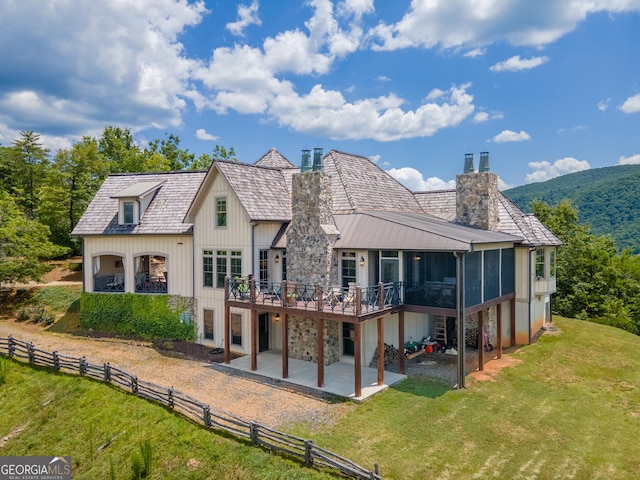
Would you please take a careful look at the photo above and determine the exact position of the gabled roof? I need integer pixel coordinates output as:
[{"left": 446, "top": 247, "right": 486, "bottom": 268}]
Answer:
[
  {"left": 414, "top": 190, "right": 562, "bottom": 246},
  {"left": 72, "top": 171, "right": 206, "bottom": 236},
  {"left": 210, "top": 161, "right": 292, "bottom": 222},
  {"left": 332, "top": 210, "right": 522, "bottom": 251},
  {"left": 324, "top": 150, "right": 424, "bottom": 214},
  {"left": 254, "top": 147, "right": 297, "bottom": 169}
]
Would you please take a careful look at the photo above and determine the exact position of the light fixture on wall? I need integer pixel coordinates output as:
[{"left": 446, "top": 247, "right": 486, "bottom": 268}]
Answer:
[
  {"left": 274, "top": 254, "right": 280, "bottom": 263},
  {"left": 359, "top": 256, "right": 365, "bottom": 267},
  {"left": 414, "top": 254, "right": 421, "bottom": 261},
  {"left": 274, "top": 313, "right": 281, "bottom": 322}
]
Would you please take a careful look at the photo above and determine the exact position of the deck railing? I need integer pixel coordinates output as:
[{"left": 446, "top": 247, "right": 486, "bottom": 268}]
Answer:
[{"left": 226, "top": 278, "right": 403, "bottom": 316}]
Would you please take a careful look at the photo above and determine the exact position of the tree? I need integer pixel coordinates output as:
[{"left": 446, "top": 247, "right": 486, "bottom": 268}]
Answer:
[
  {"left": 38, "top": 137, "right": 107, "bottom": 252},
  {"left": 188, "top": 144, "right": 237, "bottom": 170},
  {"left": 532, "top": 200, "right": 640, "bottom": 334},
  {"left": 7, "top": 131, "right": 50, "bottom": 219},
  {"left": 0, "top": 190, "right": 68, "bottom": 287},
  {"left": 98, "top": 126, "right": 146, "bottom": 173},
  {"left": 147, "top": 133, "right": 194, "bottom": 171}
]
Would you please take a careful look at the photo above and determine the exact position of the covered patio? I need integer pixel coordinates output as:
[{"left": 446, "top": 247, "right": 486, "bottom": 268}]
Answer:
[{"left": 215, "top": 350, "right": 406, "bottom": 401}]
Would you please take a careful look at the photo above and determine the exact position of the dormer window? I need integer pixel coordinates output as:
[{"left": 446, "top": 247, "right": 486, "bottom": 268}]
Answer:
[
  {"left": 111, "top": 180, "right": 164, "bottom": 227},
  {"left": 123, "top": 201, "right": 135, "bottom": 224}
]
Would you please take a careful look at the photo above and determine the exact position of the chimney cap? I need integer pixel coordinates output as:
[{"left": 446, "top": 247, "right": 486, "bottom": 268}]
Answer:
[
  {"left": 463, "top": 153, "right": 475, "bottom": 173},
  {"left": 301, "top": 149, "right": 312, "bottom": 172},
  {"left": 312, "top": 147, "right": 324, "bottom": 171},
  {"left": 479, "top": 151, "right": 490, "bottom": 172}
]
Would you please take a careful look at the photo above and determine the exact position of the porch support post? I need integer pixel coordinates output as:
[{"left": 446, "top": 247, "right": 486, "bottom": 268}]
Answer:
[
  {"left": 354, "top": 322, "right": 362, "bottom": 398},
  {"left": 497, "top": 303, "right": 503, "bottom": 359},
  {"left": 251, "top": 309, "right": 257, "bottom": 371},
  {"left": 398, "top": 310, "right": 405, "bottom": 375},
  {"left": 478, "top": 310, "right": 484, "bottom": 372},
  {"left": 317, "top": 318, "right": 324, "bottom": 388},
  {"left": 282, "top": 313, "right": 289, "bottom": 378},
  {"left": 224, "top": 304, "right": 231, "bottom": 364},
  {"left": 377, "top": 316, "right": 384, "bottom": 386},
  {"left": 456, "top": 252, "right": 466, "bottom": 389},
  {"left": 510, "top": 298, "right": 516, "bottom": 347}
]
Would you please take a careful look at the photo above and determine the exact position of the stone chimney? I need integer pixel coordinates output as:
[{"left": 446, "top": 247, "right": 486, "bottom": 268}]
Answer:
[
  {"left": 287, "top": 149, "right": 337, "bottom": 286},
  {"left": 456, "top": 152, "right": 500, "bottom": 230}
]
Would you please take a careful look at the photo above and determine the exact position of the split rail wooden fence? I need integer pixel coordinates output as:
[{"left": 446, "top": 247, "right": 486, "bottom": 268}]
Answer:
[{"left": 0, "top": 335, "right": 381, "bottom": 479}]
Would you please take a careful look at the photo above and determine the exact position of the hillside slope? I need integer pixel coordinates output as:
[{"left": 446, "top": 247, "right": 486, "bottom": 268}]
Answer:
[{"left": 504, "top": 164, "right": 640, "bottom": 253}]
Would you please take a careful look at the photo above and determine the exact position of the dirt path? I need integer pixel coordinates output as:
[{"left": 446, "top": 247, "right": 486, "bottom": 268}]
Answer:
[{"left": 0, "top": 319, "right": 350, "bottom": 429}]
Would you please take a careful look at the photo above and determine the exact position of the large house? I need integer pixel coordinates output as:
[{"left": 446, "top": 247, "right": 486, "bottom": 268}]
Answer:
[{"left": 73, "top": 148, "right": 561, "bottom": 396}]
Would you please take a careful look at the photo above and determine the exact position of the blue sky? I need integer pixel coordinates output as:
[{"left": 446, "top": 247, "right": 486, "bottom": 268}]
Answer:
[{"left": 1, "top": 1, "right": 639, "bottom": 189}]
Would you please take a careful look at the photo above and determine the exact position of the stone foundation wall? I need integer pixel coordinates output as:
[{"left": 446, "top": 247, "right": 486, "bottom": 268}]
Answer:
[
  {"left": 464, "top": 305, "right": 497, "bottom": 347},
  {"left": 288, "top": 315, "right": 340, "bottom": 365}
]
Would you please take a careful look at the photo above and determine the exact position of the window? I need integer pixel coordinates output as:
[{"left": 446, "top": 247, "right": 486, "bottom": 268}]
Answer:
[
  {"left": 203, "top": 309, "right": 214, "bottom": 340},
  {"left": 230, "top": 250, "right": 242, "bottom": 279},
  {"left": 483, "top": 249, "right": 500, "bottom": 301},
  {"left": 231, "top": 313, "right": 242, "bottom": 346},
  {"left": 216, "top": 197, "right": 227, "bottom": 227},
  {"left": 203, "top": 250, "right": 213, "bottom": 287},
  {"left": 281, "top": 250, "right": 287, "bottom": 281},
  {"left": 216, "top": 250, "right": 227, "bottom": 288},
  {"left": 501, "top": 248, "right": 515, "bottom": 295},
  {"left": 259, "top": 250, "right": 269, "bottom": 288},
  {"left": 123, "top": 201, "right": 134, "bottom": 224},
  {"left": 341, "top": 252, "right": 356, "bottom": 288},
  {"left": 550, "top": 249, "right": 556, "bottom": 277},
  {"left": 536, "top": 248, "right": 546, "bottom": 278}
]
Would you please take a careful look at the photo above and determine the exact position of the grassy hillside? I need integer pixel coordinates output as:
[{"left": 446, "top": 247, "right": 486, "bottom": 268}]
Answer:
[
  {"left": 0, "top": 358, "right": 333, "bottom": 479},
  {"left": 2, "top": 316, "right": 640, "bottom": 479},
  {"left": 504, "top": 164, "right": 640, "bottom": 253},
  {"left": 299, "top": 317, "right": 640, "bottom": 479}
]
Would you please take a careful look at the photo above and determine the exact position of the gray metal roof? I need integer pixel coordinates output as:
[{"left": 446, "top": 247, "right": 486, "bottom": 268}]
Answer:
[
  {"left": 215, "top": 161, "right": 292, "bottom": 221},
  {"left": 332, "top": 210, "right": 523, "bottom": 251},
  {"left": 110, "top": 180, "right": 165, "bottom": 199},
  {"left": 415, "top": 190, "right": 562, "bottom": 246},
  {"left": 72, "top": 171, "right": 206, "bottom": 236},
  {"left": 324, "top": 150, "right": 424, "bottom": 214}
]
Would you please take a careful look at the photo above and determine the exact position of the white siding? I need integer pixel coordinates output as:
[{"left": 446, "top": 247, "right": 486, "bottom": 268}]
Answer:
[{"left": 81, "top": 235, "right": 193, "bottom": 297}]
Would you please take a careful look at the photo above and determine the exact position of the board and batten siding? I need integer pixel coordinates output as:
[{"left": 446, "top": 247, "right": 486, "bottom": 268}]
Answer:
[
  {"left": 191, "top": 173, "right": 253, "bottom": 351},
  {"left": 82, "top": 235, "right": 194, "bottom": 297}
]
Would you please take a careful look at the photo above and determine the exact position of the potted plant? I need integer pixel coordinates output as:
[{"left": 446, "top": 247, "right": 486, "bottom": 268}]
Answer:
[{"left": 286, "top": 292, "right": 298, "bottom": 305}]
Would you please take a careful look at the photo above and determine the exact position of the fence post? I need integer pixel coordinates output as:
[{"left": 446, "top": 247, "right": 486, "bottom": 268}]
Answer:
[
  {"left": 79, "top": 357, "right": 87, "bottom": 376},
  {"left": 249, "top": 422, "right": 258, "bottom": 444},
  {"left": 53, "top": 351, "right": 60, "bottom": 372},
  {"left": 103, "top": 362, "right": 111, "bottom": 383},
  {"left": 168, "top": 388, "right": 174, "bottom": 409},
  {"left": 27, "top": 342, "right": 35, "bottom": 363},
  {"left": 304, "top": 440, "right": 313, "bottom": 467},
  {"left": 131, "top": 375, "right": 138, "bottom": 394},
  {"left": 8, "top": 335, "right": 15, "bottom": 358},
  {"left": 203, "top": 406, "right": 211, "bottom": 428},
  {"left": 375, "top": 463, "right": 380, "bottom": 475}
]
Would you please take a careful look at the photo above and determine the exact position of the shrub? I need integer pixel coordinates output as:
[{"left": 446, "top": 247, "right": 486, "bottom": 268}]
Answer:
[
  {"left": 80, "top": 293, "right": 195, "bottom": 340},
  {"left": 16, "top": 304, "right": 55, "bottom": 325}
]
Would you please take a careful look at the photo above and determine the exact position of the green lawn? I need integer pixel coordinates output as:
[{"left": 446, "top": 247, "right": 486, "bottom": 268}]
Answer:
[
  {"left": 299, "top": 317, "right": 640, "bottom": 479},
  {"left": 2, "top": 313, "right": 639, "bottom": 479},
  {"left": 0, "top": 360, "right": 334, "bottom": 479}
]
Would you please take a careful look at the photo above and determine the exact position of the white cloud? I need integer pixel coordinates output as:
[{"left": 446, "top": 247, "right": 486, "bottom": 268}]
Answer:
[
  {"left": 473, "top": 111, "right": 503, "bottom": 123},
  {"left": 369, "top": 154, "right": 381, "bottom": 163},
  {"left": 597, "top": 98, "right": 610, "bottom": 111},
  {"left": 368, "top": 1, "right": 640, "bottom": 50},
  {"left": 377, "top": 75, "right": 391, "bottom": 82},
  {"left": 489, "top": 55, "right": 549, "bottom": 72},
  {"left": 195, "top": 128, "right": 219, "bottom": 141},
  {"left": 0, "top": 0, "right": 206, "bottom": 142},
  {"left": 492, "top": 130, "right": 531, "bottom": 142},
  {"left": 387, "top": 167, "right": 455, "bottom": 191},
  {"left": 226, "top": 1, "right": 262, "bottom": 36},
  {"left": 525, "top": 157, "right": 591, "bottom": 183},
  {"left": 557, "top": 125, "right": 587, "bottom": 135},
  {"left": 618, "top": 153, "right": 640, "bottom": 165},
  {"left": 619, "top": 93, "right": 640, "bottom": 113},
  {"left": 464, "top": 48, "right": 486, "bottom": 58}
]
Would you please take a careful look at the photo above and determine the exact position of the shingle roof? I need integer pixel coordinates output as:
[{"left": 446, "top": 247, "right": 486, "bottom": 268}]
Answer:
[
  {"left": 414, "top": 190, "right": 562, "bottom": 246},
  {"left": 254, "top": 147, "right": 297, "bottom": 169},
  {"left": 324, "top": 150, "right": 424, "bottom": 213},
  {"left": 215, "top": 161, "right": 292, "bottom": 221},
  {"left": 72, "top": 171, "right": 206, "bottom": 236},
  {"left": 110, "top": 180, "right": 165, "bottom": 199}
]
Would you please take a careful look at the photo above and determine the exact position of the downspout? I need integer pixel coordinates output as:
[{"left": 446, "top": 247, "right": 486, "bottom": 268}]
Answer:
[
  {"left": 454, "top": 250, "right": 467, "bottom": 389},
  {"left": 250, "top": 222, "right": 258, "bottom": 276}
]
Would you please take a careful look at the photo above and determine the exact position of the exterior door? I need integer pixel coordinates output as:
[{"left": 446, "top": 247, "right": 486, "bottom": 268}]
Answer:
[
  {"left": 342, "top": 322, "right": 354, "bottom": 356},
  {"left": 381, "top": 259, "right": 399, "bottom": 283},
  {"left": 258, "top": 313, "right": 269, "bottom": 352}
]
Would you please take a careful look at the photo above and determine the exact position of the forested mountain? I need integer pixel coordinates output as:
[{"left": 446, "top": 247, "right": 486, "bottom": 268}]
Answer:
[{"left": 504, "top": 164, "right": 640, "bottom": 254}]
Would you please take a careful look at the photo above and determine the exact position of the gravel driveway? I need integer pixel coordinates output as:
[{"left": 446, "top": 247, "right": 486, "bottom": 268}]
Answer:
[{"left": 0, "top": 319, "right": 351, "bottom": 429}]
